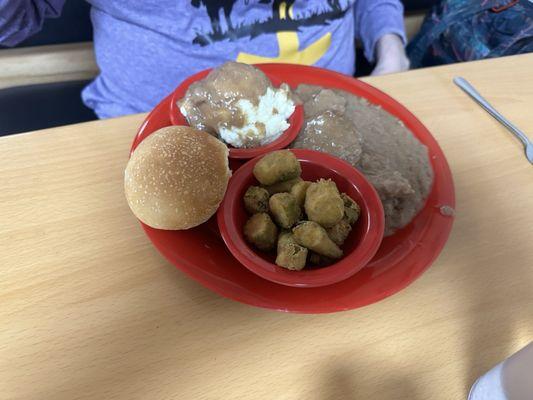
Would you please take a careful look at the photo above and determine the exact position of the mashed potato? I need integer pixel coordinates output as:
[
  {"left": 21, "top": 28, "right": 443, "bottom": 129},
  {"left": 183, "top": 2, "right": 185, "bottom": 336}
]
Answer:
[
  {"left": 218, "top": 84, "right": 295, "bottom": 148},
  {"left": 179, "top": 62, "right": 295, "bottom": 148}
]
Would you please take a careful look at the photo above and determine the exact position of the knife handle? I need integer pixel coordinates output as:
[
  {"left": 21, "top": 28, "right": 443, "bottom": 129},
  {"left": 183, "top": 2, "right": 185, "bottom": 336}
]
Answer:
[{"left": 453, "top": 76, "right": 530, "bottom": 147}]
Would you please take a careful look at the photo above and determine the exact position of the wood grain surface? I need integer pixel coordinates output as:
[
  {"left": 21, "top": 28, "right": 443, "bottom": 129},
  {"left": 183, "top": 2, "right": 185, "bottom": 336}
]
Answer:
[
  {"left": 1, "top": 54, "right": 532, "bottom": 400},
  {"left": 0, "top": 43, "right": 98, "bottom": 89}
]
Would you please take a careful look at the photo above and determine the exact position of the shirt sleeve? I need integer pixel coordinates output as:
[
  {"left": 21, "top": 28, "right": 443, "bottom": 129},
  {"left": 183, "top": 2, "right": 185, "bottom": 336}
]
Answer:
[
  {"left": 0, "top": 0, "right": 65, "bottom": 47},
  {"left": 354, "top": 0, "right": 406, "bottom": 63}
]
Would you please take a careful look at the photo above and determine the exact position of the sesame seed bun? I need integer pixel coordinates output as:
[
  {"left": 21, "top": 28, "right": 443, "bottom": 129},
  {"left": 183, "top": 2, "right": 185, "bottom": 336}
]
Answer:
[{"left": 124, "top": 126, "right": 230, "bottom": 230}]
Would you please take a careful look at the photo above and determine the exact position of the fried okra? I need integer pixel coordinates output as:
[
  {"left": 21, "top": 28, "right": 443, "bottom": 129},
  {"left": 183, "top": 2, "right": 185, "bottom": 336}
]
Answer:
[
  {"left": 264, "top": 177, "right": 302, "bottom": 195},
  {"left": 308, "top": 252, "right": 334, "bottom": 267},
  {"left": 242, "top": 152, "right": 363, "bottom": 271},
  {"left": 275, "top": 231, "right": 308, "bottom": 270},
  {"left": 341, "top": 193, "right": 361, "bottom": 225},
  {"left": 244, "top": 213, "right": 278, "bottom": 251},
  {"left": 244, "top": 186, "right": 269, "bottom": 214},
  {"left": 252, "top": 150, "right": 301, "bottom": 186},
  {"left": 290, "top": 180, "right": 311, "bottom": 207},
  {"left": 269, "top": 192, "right": 301, "bottom": 229},
  {"left": 304, "top": 179, "right": 344, "bottom": 228},
  {"left": 292, "top": 221, "right": 343, "bottom": 259},
  {"left": 326, "top": 217, "right": 352, "bottom": 246}
]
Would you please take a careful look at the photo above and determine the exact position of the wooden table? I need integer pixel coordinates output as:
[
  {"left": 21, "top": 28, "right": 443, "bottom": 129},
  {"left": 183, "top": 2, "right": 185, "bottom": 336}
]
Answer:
[{"left": 2, "top": 54, "right": 532, "bottom": 400}]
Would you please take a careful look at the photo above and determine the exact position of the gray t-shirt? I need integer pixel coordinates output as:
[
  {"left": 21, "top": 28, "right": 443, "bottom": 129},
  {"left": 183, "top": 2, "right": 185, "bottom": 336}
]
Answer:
[{"left": 0, "top": 0, "right": 405, "bottom": 118}]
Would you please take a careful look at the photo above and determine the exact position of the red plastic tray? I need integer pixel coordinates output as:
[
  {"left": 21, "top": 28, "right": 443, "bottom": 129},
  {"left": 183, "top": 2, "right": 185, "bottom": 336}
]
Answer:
[{"left": 131, "top": 64, "right": 455, "bottom": 313}]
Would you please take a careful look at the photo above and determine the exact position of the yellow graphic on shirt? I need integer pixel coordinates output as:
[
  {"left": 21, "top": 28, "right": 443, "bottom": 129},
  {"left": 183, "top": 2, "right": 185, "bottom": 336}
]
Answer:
[
  {"left": 279, "top": 1, "right": 294, "bottom": 19},
  {"left": 236, "top": 2, "right": 331, "bottom": 65}
]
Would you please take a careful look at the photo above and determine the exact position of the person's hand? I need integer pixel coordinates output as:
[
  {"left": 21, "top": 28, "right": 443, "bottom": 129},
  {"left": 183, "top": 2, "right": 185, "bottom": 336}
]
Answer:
[{"left": 371, "top": 34, "right": 410, "bottom": 76}]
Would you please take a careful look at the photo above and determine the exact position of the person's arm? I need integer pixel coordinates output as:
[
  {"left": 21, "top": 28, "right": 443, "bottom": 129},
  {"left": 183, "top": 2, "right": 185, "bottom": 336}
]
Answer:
[
  {"left": 0, "top": 0, "right": 65, "bottom": 47},
  {"left": 354, "top": 0, "right": 410, "bottom": 75}
]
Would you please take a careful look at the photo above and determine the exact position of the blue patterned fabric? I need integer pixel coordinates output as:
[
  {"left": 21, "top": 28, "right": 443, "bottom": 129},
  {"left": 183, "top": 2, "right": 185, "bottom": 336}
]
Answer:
[{"left": 407, "top": 0, "right": 533, "bottom": 68}]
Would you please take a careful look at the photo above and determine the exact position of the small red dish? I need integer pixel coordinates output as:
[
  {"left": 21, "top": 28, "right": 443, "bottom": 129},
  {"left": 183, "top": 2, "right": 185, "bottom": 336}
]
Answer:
[
  {"left": 217, "top": 149, "right": 384, "bottom": 288},
  {"left": 168, "top": 69, "right": 303, "bottom": 159}
]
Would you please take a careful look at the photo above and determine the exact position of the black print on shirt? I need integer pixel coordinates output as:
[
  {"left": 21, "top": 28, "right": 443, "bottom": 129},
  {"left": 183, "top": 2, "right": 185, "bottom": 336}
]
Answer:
[{"left": 190, "top": 0, "right": 347, "bottom": 46}]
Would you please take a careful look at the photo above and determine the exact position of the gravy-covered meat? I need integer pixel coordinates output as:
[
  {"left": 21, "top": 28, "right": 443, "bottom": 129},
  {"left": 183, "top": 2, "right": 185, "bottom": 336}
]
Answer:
[
  {"left": 292, "top": 110, "right": 363, "bottom": 166},
  {"left": 298, "top": 88, "right": 347, "bottom": 118},
  {"left": 293, "top": 84, "right": 434, "bottom": 236}
]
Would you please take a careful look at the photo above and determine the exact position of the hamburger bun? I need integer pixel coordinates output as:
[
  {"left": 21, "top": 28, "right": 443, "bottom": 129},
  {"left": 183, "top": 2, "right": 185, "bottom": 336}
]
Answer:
[{"left": 125, "top": 126, "right": 230, "bottom": 230}]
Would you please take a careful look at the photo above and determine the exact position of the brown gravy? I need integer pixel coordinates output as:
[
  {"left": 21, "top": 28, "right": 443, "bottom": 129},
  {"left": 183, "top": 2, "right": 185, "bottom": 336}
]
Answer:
[
  {"left": 178, "top": 62, "right": 271, "bottom": 135},
  {"left": 292, "top": 85, "right": 434, "bottom": 236}
]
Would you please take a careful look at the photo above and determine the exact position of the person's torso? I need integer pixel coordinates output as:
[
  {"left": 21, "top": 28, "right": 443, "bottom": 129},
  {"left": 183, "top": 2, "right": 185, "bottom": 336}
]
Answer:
[{"left": 83, "top": 0, "right": 356, "bottom": 117}]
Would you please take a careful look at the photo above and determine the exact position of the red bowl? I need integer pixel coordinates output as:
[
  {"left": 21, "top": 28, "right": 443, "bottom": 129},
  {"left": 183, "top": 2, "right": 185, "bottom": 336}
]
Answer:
[
  {"left": 217, "top": 149, "right": 385, "bottom": 288},
  {"left": 169, "top": 68, "right": 303, "bottom": 160}
]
